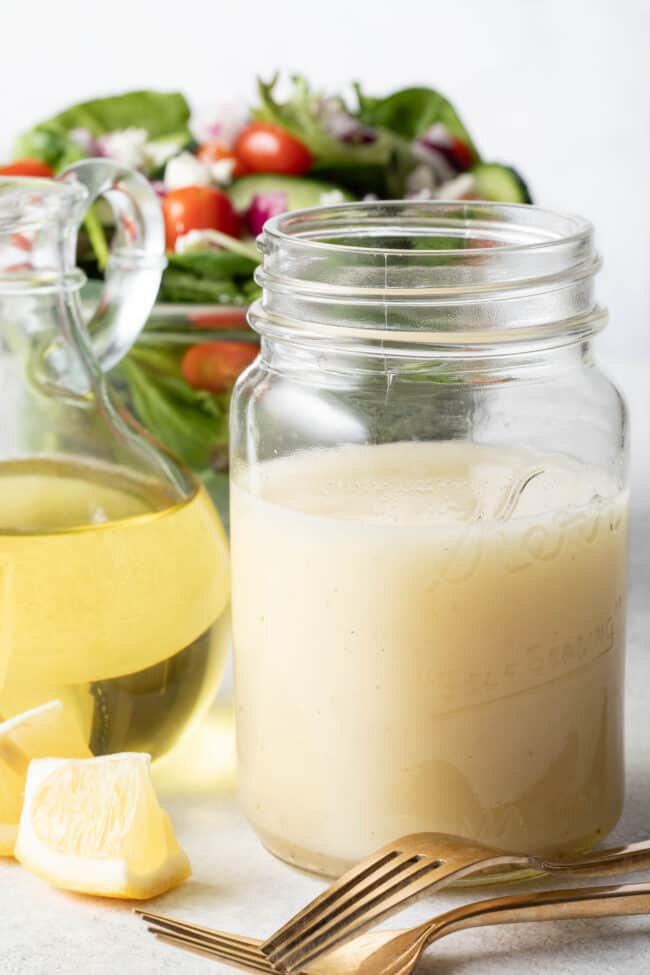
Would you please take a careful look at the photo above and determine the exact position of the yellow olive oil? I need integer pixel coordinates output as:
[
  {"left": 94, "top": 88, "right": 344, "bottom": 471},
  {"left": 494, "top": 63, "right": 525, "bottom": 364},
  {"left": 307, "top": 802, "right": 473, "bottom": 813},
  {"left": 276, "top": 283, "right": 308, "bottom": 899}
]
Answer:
[{"left": 0, "top": 458, "right": 230, "bottom": 759}]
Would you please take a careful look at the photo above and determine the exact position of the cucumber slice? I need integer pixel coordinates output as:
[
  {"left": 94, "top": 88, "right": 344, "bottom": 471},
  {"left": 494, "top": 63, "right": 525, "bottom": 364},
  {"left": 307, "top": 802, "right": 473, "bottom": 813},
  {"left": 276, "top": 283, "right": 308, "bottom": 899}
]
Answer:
[
  {"left": 228, "top": 174, "right": 355, "bottom": 213},
  {"left": 471, "top": 163, "right": 532, "bottom": 204}
]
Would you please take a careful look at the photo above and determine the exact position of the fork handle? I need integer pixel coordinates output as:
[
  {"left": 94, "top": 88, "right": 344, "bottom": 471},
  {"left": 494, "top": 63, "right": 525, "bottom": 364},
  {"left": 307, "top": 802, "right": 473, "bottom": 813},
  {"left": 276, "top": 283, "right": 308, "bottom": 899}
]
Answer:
[
  {"left": 427, "top": 881, "right": 650, "bottom": 943},
  {"left": 542, "top": 840, "right": 650, "bottom": 878}
]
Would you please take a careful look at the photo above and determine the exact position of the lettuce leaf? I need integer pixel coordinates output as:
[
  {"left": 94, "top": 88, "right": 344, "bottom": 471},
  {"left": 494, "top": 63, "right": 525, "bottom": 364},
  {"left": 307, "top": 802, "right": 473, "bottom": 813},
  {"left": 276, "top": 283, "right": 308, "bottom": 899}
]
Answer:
[
  {"left": 254, "top": 76, "right": 394, "bottom": 166},
  {"left": 253, "top": 76, "right": 412, "bottom": 196},
  {"left": 353, "top": 84, "right": 481, "bottom": 162},
  {"left": 251, "top": 76, "right": 483, "bottom": 197},
  {"left": 13, "top": 90, "right": 192, "bottom": 170}
]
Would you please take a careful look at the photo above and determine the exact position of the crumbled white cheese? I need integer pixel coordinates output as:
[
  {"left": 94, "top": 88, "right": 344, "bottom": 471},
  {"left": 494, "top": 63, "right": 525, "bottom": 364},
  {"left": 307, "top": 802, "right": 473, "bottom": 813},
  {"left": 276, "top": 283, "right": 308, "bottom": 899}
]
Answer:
[
  {"left": 405, "top": 163, "right": 437, "bottom": 197},
  {"left": 98, "top": 128, "right": 148, "bottom": 169},
  {"left": 406, "top": 187, "right": 435, "bottom": 201},
  {"left": 319, "top": 188, "right": 346, "bottom": 205},
  {"left": 174, "top": 229, "right": 224, "bottom": 254},
  {"left": 146, "top": 140, "right": 183, "bottom": 169},
  {"left": 209, "top": 158, "right": 236, "bottom": 186},
  {"left": 164, "top": 152, "right": 212, "bottom": 190},
  {"left": 411, "top": 142, "right": 457, "bottom": 184},
  {"left": 191, "top": 99, "right": 248, "bottom": 147},
  {"left": 435, "top": 173, "right": 477, "bottom": 200}
]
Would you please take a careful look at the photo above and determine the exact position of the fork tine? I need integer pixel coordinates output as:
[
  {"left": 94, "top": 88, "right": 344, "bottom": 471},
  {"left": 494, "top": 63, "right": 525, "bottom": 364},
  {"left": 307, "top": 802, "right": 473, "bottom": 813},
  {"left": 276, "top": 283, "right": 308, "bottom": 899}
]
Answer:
[
  {"left": 264, "top": 850, "right": 428, "bottom": 956},
  {"left": 271, "top": 859, "right": 445, "bottom": 972},
  {"left": 262, "top": 849, "right": 401, "bottom": 956},
  {"left": 136, "top": 910, "right": 265, "bottom": 958},
  {"left": 146, "top": 923, "right": 265, "bottom": 963},
  {"left": 265, "top": 853, "right": 441, "bottom": 970},
  {"left": 154, "top": 930, "right": 275, "bottom": 973}
]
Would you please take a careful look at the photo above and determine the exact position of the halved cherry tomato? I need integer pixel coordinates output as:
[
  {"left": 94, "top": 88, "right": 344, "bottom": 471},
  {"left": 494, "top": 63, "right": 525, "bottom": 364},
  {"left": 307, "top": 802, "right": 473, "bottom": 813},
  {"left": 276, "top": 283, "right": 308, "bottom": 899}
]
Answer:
[
  {"left": 162, "top": 186, "right": 240, "bottom": 249},
  {"left": 0, "top": 159, "right": 54, "bottom": 178},
  {"left": 197, "top": 141, "right": 248, "bottom": 179},
  {"left": 11, "top": 233, "right": 32, "bottom": 251},
  {"left": 188, "top": 308, "right": 250, "bottom": 330},
  {"left": 181, "top": 341, "right": 258, "bottom": 393},
  {"left": 447, "top": 136, "right": 474, "bottom": 171},
  {"left": 233, "top": 123, "right": 312, "bottom": 175}
]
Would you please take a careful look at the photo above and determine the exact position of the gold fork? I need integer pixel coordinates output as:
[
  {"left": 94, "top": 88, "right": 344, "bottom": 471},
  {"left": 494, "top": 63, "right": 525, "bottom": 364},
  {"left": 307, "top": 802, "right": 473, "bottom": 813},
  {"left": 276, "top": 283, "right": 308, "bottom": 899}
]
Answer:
[
  {"left": 141, "top": 880, "right": 650, "bottom": 975},
  {"left": 260, "top": 833, "right": 650, "bottom": 972}
]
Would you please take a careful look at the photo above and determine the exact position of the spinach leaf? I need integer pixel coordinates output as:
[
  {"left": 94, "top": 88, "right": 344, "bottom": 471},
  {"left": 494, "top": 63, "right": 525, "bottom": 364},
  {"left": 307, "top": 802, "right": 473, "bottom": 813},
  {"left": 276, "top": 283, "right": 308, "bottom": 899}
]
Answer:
[
  {"left": 166, "top": 251, "right": 258, "bottom": 280},
  {"left": 118, "top": 353, "right": 228, "bottom": 471},
  {"left": 14, "top": 90, "right": 192, "bottom": 170},
  {"left": 32, "top": 90, "right": 190, "bottom": 139},
  {"left": 354, "top": 85, "right": 481, "bottom": 162},
  {"left": 159, "top": 250, "right": 261, "bottom": 305},
  {"left": 159, "top": 270, "right": 248, "bottom": 305},
  {"left": 13, "top": 123, "right": 87, "bottom": 169}
]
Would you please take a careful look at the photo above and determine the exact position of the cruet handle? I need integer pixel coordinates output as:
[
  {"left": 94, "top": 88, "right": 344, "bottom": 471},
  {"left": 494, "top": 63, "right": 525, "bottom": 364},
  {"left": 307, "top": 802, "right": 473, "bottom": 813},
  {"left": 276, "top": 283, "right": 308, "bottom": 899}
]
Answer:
[{"left": 58, "top": 158, "right": 166, "bottom": 372}]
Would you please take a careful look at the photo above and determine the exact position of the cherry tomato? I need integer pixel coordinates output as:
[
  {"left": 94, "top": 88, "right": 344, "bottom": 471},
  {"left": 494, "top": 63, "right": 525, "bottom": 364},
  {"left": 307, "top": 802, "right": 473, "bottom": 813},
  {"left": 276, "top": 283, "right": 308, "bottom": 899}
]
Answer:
[
  {"left": 162, "top": 186, "right": 240, "bottom": 249},
  {"left": 197, "top": 141, "right": 248, "bottom": 179},
  {"left": 188, "top": 308, "right": 250, "bottom": 330},
  {"left": 448, "top": 136, "right": 474, "bottom": 171},
  {"left": 234, "top": 123, "right": 312, "bottom": 175},
  {"left": 0, "top": 159, "right": 54, "bottom": 178},
  {"left": 181, "top": 341, "right": 258, "bottom": 393}
]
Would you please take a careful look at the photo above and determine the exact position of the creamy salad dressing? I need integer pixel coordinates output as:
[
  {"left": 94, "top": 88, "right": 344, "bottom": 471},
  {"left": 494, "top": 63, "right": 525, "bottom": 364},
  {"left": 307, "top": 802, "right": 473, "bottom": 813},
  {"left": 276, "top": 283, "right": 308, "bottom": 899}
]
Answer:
[{"left": 231, "top": 442, "right": 627, "bottom": 876}]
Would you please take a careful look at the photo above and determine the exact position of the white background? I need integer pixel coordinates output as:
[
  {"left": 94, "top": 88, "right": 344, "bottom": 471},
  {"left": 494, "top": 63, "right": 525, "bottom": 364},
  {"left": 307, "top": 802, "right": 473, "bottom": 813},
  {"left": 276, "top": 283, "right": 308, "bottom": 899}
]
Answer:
[{"left": 1, "top": 0, "right": 648, "bottom": 360}]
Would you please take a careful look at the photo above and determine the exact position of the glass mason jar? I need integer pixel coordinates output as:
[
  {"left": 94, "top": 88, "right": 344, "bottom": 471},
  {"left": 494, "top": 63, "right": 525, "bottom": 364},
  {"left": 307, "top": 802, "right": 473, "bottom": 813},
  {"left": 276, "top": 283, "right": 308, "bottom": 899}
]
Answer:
[{"left": 230, "top": 202, "right": 628, "bottom": 878}]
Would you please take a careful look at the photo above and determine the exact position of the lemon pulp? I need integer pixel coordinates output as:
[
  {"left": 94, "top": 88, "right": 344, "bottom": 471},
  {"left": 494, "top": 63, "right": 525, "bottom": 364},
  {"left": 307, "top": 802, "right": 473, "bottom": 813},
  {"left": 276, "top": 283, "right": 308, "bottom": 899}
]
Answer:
[
  {"left": 15, "top": 752, "right": 190, "bottom": 899},
  {"left": 0, "top": 699, "right": 91, "bottom": 855}
]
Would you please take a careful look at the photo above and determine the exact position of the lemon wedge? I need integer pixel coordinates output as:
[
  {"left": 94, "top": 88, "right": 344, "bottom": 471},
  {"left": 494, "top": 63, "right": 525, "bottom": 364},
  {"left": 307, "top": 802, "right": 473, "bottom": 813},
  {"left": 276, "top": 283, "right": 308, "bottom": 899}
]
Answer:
[
  {"left": 15, "top": 752, "right": 191, "bottom": 899},
  {"left": 0, "top": 679, "right": 95, "bottom": 743},
  {"left": 0, "top": 699, "right": 91, "bottom": 856}
]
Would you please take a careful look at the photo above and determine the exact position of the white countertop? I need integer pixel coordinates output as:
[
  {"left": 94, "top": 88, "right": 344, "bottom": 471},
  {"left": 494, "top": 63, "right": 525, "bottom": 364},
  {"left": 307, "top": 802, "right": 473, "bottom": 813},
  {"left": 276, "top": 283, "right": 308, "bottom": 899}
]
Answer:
[{"left": 1, "top": 361, "right": 648, "bottom": 975}]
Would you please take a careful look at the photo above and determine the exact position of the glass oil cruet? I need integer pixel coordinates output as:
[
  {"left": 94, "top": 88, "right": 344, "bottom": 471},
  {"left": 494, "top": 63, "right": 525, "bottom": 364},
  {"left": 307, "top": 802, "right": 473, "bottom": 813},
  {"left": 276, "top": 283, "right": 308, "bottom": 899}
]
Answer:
[{"left": 0, "top": 160, "right": 230, "bottom": 759}]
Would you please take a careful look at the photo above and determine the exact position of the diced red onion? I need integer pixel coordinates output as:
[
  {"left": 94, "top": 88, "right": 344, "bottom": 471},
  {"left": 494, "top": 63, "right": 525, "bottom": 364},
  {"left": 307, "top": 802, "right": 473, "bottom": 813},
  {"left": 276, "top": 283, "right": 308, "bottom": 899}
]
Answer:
[
  {"left": 69, "top": 127, "right": 98, "bottom": 154},
  {"left": 150, "top": 180, "right": 167, "bottom": 199},
  {"left": 411, "top": 142, "right": 458, "bottom": 184},
  {"left": 335, "top": 119, "right": 377, "bottom": 145},
  {"left": 192, "top": 100, "right": 248, "bottom": 148},
  {"left": 95, "top": 134, "right": 111, "bottom": 158},
  {"left": 417, "top": 123, "right": 470, "bottom": 171},
  {"left": 246, "top": 192, "right": 288, "bottom": 236},
  {"left": 321, "top": 98, "right": 377, "bottom": 145},
  {"left": 420, "top": 123, "right": 454, "bottom": 151}
]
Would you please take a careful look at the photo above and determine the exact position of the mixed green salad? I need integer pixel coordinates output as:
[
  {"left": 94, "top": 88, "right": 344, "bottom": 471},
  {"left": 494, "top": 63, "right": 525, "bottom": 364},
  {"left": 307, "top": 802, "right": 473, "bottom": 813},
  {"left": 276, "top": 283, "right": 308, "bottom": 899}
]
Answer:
[{"left": 4, "top": 77, "right": 531, "bottom": 517}]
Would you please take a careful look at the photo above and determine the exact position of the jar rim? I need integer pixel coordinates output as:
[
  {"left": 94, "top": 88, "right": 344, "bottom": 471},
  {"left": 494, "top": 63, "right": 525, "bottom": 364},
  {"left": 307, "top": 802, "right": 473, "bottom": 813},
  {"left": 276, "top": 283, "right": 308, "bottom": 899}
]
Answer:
[
  {"left": 254, "top": 201, "right": 603, "bottom": 349},
  {"left": 261, "top": 200, "right": 593, "bottom": 259}
]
